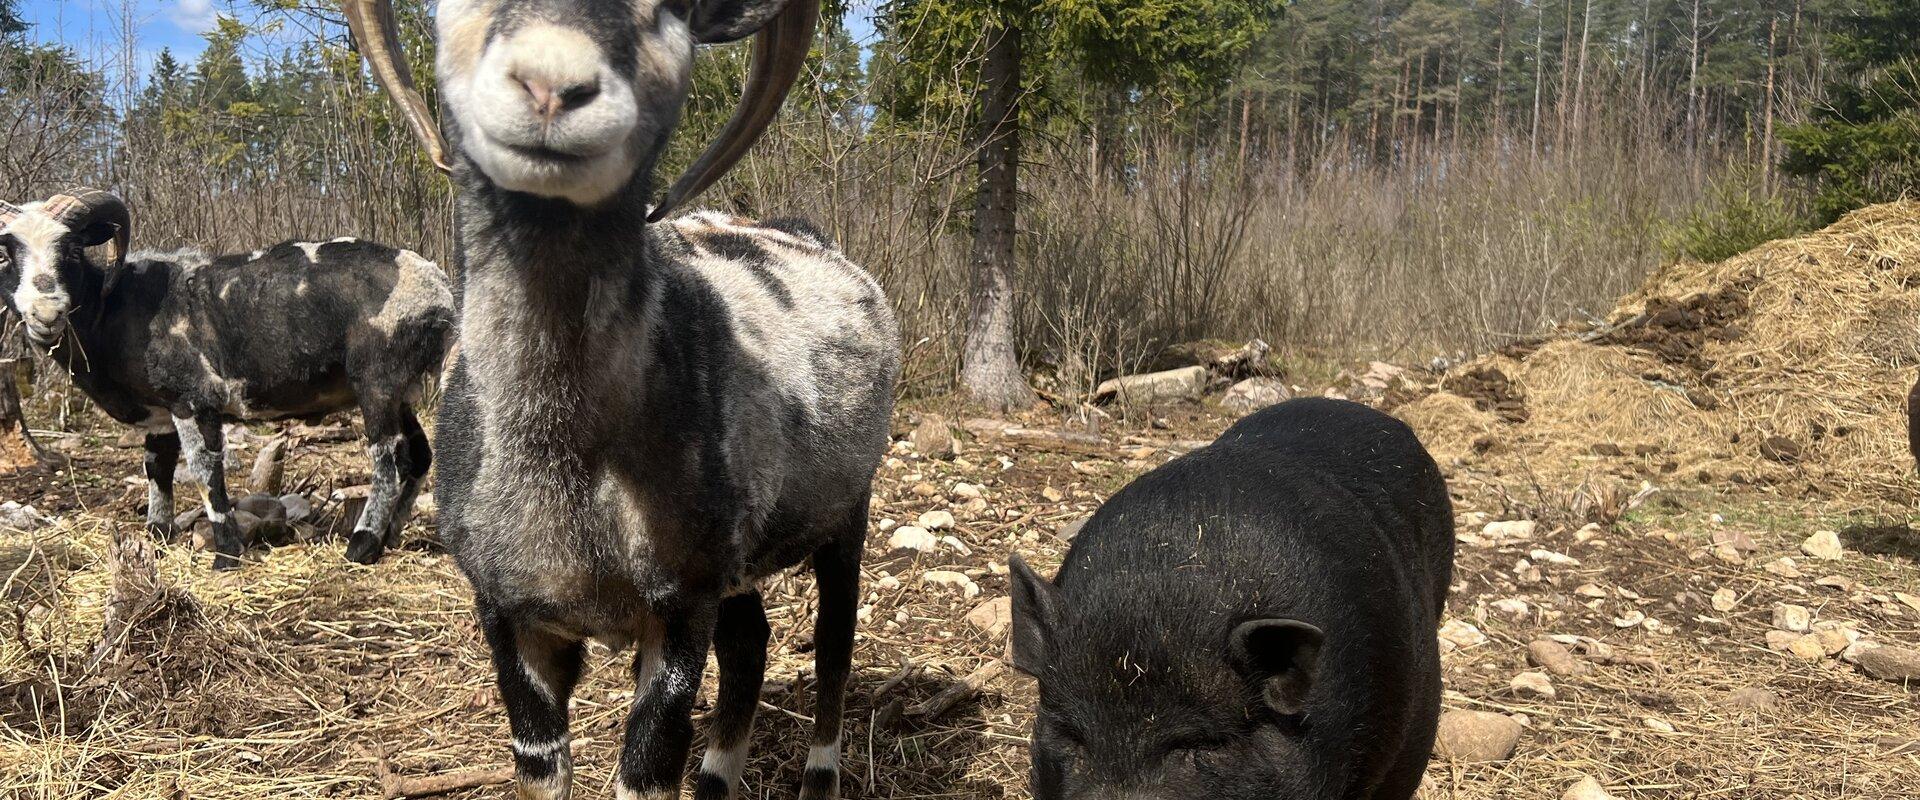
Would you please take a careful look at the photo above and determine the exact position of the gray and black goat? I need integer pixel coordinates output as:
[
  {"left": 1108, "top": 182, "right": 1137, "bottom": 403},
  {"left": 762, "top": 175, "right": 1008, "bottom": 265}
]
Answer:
[
  {"left": 348, "top": 0, "right": 899, "bottom": 796},
  {"left": 0, "top": 190, "right": 455, "bottom": 569}
]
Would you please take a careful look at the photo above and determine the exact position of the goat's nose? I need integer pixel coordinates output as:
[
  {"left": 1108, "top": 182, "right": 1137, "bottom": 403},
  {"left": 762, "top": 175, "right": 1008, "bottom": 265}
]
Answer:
[{"left": 518, "top": 75, "right": 600, "bottom": 122}]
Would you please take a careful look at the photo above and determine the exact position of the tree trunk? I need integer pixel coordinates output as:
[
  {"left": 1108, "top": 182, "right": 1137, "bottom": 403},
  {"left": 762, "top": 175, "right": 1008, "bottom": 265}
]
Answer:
[
  {"left": 1572, "top": 0, "right": 1592, "bottom": 146},
  {"left": 1762, "top": 16, "right": 1778, "bottom": 192},
  {"left": 960, "top": 19, "right": 1036, "bottom": 412},
  {"left": 1531, "top": 4, "right": 1544, "bottom": 160}
]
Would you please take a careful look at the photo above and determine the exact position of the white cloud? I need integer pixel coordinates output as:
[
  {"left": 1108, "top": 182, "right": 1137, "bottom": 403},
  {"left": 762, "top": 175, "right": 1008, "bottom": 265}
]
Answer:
[{"left": 168, "top": 0, "right": 218, "bottom": 34}]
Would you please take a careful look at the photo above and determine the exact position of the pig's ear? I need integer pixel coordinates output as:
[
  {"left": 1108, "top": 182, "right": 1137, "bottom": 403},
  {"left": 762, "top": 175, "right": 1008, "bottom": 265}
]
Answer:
[
  {"left": 1229, "top": 619, "right": 1324, "bottom": 716},
  {"left": 1008, "top": 554, "right": 1063, "bottom": 676}
]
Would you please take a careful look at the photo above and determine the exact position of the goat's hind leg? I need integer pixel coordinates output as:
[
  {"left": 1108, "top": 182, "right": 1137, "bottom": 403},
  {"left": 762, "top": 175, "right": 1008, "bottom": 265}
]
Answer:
[
  {"left": 800, "top": 504, "right": 865, "bottom": 800},
  {"left": 344, "top": 403, "right": 425, "bottom": 565},
  {"left": 695, "top": 591, "right": 770, "bottom": 800},
  {"left": 480, "top": 602, "right": 586, "bottom": 800},
  {"left": 142, "top": 430, "right": 180, "bottom": 542}
]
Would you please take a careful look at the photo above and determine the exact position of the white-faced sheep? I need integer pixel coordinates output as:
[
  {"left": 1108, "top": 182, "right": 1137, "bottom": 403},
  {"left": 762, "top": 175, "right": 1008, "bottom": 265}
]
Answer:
[{"left": 0, "top": 189, "right": 455, "bottom": 569}]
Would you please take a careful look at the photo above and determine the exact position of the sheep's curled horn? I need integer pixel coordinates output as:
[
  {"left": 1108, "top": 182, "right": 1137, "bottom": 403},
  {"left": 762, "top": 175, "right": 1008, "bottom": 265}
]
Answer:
[
  {"left": 339, "top": 0, "right": 820, "bottom": 220},
  {"left": 42, "top": 190, "right": 133, "bottom": 301}
]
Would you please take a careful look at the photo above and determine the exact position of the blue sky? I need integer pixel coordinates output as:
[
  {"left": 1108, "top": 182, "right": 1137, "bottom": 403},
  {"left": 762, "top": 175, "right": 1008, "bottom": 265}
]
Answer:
[{"left": 19, "top": 0, "right": 877, "bottom": 75}]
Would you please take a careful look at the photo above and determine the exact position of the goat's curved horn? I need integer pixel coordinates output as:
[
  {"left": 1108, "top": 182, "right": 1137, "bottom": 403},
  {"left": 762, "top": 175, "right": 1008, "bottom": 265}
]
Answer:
[
  {"left": 342, "top": 0, "right": 451, "bottom": 174},
  {"left": 43, "top": 189, "right": 132, "bottom": 299},
  {"left": 649, "top": 0, "right": 819, "bottom": 223}
]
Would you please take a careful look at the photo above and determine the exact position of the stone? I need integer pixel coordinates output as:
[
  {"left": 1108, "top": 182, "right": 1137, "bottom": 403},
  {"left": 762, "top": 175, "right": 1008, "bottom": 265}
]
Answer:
[
  {"left": 917, "top": 509, "right": 956, "bottom": 530},
  {"left": 1786, "top": 634, "right": 1827, "bottom": 660},
  {"left": 1055, "top": 518, "right": 1087, "bottom": 543},
  {"left": 1562, "top": 776, "right": 1616, "bottom": 800},
  {"left": 909, "top": 416, "right": 957, "bottom": 459},
  {"left": 1765, "top": 630, "right": 1799, "bottom": 652},
  {"left": 1856, "top": 645, "right": 1920, "bottom": 682},
  {"left": 1814, "top": 575, "right": 1856, "bottom": 591},
  {"left": 279, "top": 494, "right": 313, "bottom": 523},
  {"left": 1642, "top": 717, "right": 1675, "bottom": 734},
  {"left": 0, "top": 501, "right": 51, "bottom": 531},
  {"left": 1711, "top": 587, "right": 1739, "bottom": 612},
  {"left": 1490, "top": 598, "right": 1530, "bottom": 621},
  {"left": 1574, "top": 523, "right": 1604, "bottom": 543},
  {"left": 1095, "top": 366, "right": 1210, "bottom": 405},
  {"left": 939, "top": 535, "right": 972, "bottom": 556},
  {"left": 887, "top": 526, "right": 937, "bottom": 554},
  {"left": 1713, "top": 529, "right": 1759, "bottom": 554},
  {"left": 952, "top": 482, "right": 983, "bottom": 500},
  {"left": 1527, "top": 640, "right": 1584, "bottom": 677},
  {"left": 1800, "top": 530, "right": 1844, "bottom": 561},
  {"left": 911, "top": 482, "right": 939, "bottom": 498},
  {"left": 1611, "top": 610, "right": 1645, "bottom": 629},
  {"left": 1771, "top": 603, "right": 1811, "bottom": 633},
  {"left": 1510, "top": 671, "right": 1556, "bottom": 699},
  {"left": 234, "top": 493, "right": 287, "bottom": 522},
  {"left": 251, "top": 436, "right": 289, "bottom": 494},
  {"left": 964, "top": 597, "right": 1012, "bottom": 638},
  {"left": 1432, "top": 710, "right": 1522, "bottom": 762},
  {"left": 1529, "top": 549, "right": 1579, "bottom": 567},
  {"left": 876, "top": 575, "right": 901, "bottom": 591},
  {"left": 1575, "top": 583, "right": 1609, "bottom": 598},
  {"left": 1762, "top": 558, "right": 1803, "bottom": 578},
  {"left": 1812, "top": 622, "right": 1857, "bottom": 656},
  {"left": 923, "top": 570, "right": 980, "bottom": 598},
  {"left": 1725, "top": 687, "right": 1779, "bottom": 711},
  {"left": 1483, "top": 520, "right": 1538, "bottom": 541},
  {"left": 1439, "top": 620, "right": 1489, "bottom": 650},
  {"left": 1221, "top": 377, "right": 1292, "bottom": 414},
  {"left": 1041, "top": 486, "right": 1065, "bottom": 502},
  {"left": 1842, "top": 639, "right": 1883, "bottom": 664}
]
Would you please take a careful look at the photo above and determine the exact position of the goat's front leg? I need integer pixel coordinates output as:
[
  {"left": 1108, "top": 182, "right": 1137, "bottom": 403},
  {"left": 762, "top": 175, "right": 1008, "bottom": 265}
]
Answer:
[
  {"left": 142, "top": 430, "right": 180, "bottom": 542},
  {"left": 175, "top": 414, "right": 242, "bottom": 570},
  {"left": 480, "top": 601, "right": 586, "bottom": 800},
  {"left": 618, "top": 601, "right": 718, "bottom": 800}
]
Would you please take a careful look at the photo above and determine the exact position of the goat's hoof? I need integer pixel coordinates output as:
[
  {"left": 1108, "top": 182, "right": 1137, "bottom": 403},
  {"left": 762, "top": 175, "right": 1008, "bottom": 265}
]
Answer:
[
  {"left": 797, "top": 766, "right": 840, "bottom": 800},
  {"left": 344, "top": 530, "right": 386, "bottom": 565}
]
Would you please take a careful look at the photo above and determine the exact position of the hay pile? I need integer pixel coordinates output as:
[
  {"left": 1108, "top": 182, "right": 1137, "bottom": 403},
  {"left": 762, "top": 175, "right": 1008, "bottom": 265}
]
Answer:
[{"left": 1400, "top": 201, "right": 1920, "bottom": 504}]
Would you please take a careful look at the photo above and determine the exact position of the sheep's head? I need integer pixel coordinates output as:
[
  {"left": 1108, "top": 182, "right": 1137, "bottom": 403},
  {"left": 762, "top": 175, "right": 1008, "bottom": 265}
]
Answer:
[
  {"left": 0, "top": 190, "right": 130, "bottom": 348},
  {"left": 345, "top": 0, "right": 817, "bottom": 215}
]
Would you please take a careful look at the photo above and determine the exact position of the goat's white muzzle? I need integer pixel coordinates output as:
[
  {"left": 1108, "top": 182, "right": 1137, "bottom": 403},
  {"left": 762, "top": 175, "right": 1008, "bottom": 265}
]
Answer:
[{"left": 456, "top": 25, "right": 643, "bottom": 205}]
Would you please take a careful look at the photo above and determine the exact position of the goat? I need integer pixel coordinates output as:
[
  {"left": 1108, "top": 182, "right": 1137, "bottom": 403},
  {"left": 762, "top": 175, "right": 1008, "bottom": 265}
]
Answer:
[
  {"left": 348, "top": 0, "right": 897, "bottom": 796},
  {"left": 0, "top": 190, "right": 455, "bottom": 569}
]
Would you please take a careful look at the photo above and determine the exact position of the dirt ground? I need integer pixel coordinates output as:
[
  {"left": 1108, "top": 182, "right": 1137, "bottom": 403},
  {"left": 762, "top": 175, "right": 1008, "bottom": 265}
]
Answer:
[{"left": 0, "top": 388, "right": 1916, "bottom": 800}]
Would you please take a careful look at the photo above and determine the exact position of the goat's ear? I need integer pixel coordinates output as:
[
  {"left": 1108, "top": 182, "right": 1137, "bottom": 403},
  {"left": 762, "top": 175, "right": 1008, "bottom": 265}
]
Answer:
[
  {"left": 1008, "top": 554, "right": 1063, "bottom": 677},
  {"left": 76, "top": 221, "right": 121, "bottom": 249},
  {"left": 1228, "top": 619, "right": 1324, "bottom": 717},
  {"left": 687, "top": 0, "right": 800, "bottom": 43}
]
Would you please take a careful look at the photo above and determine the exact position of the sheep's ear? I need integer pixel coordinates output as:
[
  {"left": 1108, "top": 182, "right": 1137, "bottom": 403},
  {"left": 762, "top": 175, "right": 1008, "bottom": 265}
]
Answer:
[
  {"left": 687, "top": 0, "right": 801, "bottom": 43},
  {"left": 1008, "top": 554, "right": 1064, "bottom": 676},
  {"left": 1228, "top": 619, "right": 1324, "bottom": 717}
]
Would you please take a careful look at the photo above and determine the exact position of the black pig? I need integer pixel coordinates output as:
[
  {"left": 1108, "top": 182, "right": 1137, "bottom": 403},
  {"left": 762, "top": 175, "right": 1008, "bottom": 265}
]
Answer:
[{"left": 1009, "top": 398, "right": 1454, "bottom": 800}]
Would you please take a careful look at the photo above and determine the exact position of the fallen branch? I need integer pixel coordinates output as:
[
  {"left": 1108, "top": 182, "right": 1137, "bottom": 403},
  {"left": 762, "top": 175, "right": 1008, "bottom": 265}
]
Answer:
[
  {"left": 908, "top": 659, "right": 1005, "bottom": 721},
  {"left": 962, "top": 419, "right": 1111, "bottom": 455},
  {"left": 369, "top": 739, "right": 591, "bottom": 799}
]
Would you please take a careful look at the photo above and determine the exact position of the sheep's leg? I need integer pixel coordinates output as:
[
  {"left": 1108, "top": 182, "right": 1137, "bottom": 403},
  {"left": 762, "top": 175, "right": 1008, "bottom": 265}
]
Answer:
[
  {"left": 175, "top": 414, "right": 242, "bottom": 570},
  {"left": 345, "top": 405, "right": 426, "bottom": 565},
  {"left": 480, "top": 601, "right": 586, "bottom": 800},
  {"left": 617, "top": 602, "right": 717, "bottom": 800},
  {"left": 799, "top": 510, "right": 864, "bottom": 800},
  {"left": 694, "top": 591, "right": 770, "bottom": 800},
  {"left": 142, "top": 430, "right": 180, "bottom": 542}
]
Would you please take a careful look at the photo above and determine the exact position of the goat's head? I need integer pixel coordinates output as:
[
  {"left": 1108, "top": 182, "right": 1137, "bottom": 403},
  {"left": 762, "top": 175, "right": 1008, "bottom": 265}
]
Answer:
[
  {"left": 0, "top": 190, "right": 131, "bottom": 348},
  {"left": 346, "top": 0, "right": 817, "bottom": 215}
]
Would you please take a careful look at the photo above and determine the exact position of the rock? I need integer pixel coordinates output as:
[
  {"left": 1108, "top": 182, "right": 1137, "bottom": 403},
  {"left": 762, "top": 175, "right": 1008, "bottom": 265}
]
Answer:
[
  {"left": 1094, "top": 366, "right": 1210, "bottom": 405},
  {"left": 1800, "top": 530, "right": 1844, "bottom": 561},
  {"left": 1055, "top": 518, "right": 1087, "bottom": 543},
  {"left": 115, "top": 428, "right": 147, "bottom": 448},
  {"left": 1786, "top": 633, "right": 1827, "bottom": 660},
  {"left": 909, "top": 416, "right": 957, "bottom": 460},
  {"left": 231, "top": 509, "right": 262, "bottom": 538},
  {"left": 923, "top": 570, "right": 980, "bottom": 598},
  {"left": 1842, "top": 639, "right": 1883, "bottom": 664},
  {"left": 1041, "top": 486, "right": 1065, "bottom": 502},
  {"left": 1432, "top": 710, "right": 1522, "bottom": 762},
  {"left": 234, "top": 493, "right": 287, "bottom": 522},
  {"left": 1490, "top": 598, "right": 1530, "bottom": 621},
  {"left": 876, "top": 575, "right": 901, "bottom": 591},
  {"left": 1611, "top": 610, "right": 1645, "bottom": 629},
  {"left": 1856, "top": 645, "right": 1920, "bottom": 681},
  {"left": 1575, "top": 583, "right": 1608, "bottom": 598},
  {"left": 1529, "top": 549, "right": 1579, "bottom": 567},
  {"left": 1562, "top": 776, "right": 1616, "bottom": 800},
  {"left": 1772, "top": 603, "right": 1811, "bottom": 633},
  {"left": 1527, "top": 640, "right": 1584, "bottom": 677},
  {"left": 1765, "top": 630, "right": 1799, "bottom": 652},
  {"left": 911, "top": 482, "right": 939, "bottom": 498},
  {"left": 1725, "top": 687, "right": 1779, "bottom": 711},
  {"left": 1574, "top": 523, "right": 1604, "bottom": 543},
  {"left": 1359, "top": 361, "right": 1407, "bottom": 392},
  {"left": 1713, "top": 529, "right": 1759, "bottom": 554},
  {"left": 1759, "top": 436, "right": 1803, "bottom": 463},
  {"left": 173, "top": 506, "right": 206, "bottom": 531},
  {"left": 952, "top": 482, "right": 982, "bottom": 500},
  {"left": 939, "top": 535, "right": 972, "bottom": 556},
  {"left": 0, "top": 501, "right": 52, "bottom": 531},
  {"left": 1510, "top": 671, "right": 1556, "bottom": 699},
  {"left": 1483, "top": 520, "right": 1537, "bottom": 541},
  {"left": 917, "top": 509, "right": 956, "bottom": 530},
  {"left": 1439, "top": 620, "right": 1489, "bottom": 650},
  {"left": 1762, "top": 557, "right": 1803, "bottom": 578},
  {"left": 279, "top": 494, "right": 313, "bottom": 523},
  {"left": 251, "top": 436, "right": 289, "bottom": 494},
  {"left": 1221, "top": 377, "right": 1292, "bottom": 414},
  {"left": 1814, "top": 575, "right": 1856, "bottom": 591},
  {"left": 1711, "top": 587, "right": 1739, "bottom": 612},
  {"left": 1812, "top": 622, "right": 1857, "bottom": 656},
  {"left": 887, "top": 526, "right": 937, "bottom": 554},
  {"left": 964, "top": 597, "right": 1012, "bottom": 638},
  {"left": 1642, "top": 717, "right": 1675, "bottom": 734}
]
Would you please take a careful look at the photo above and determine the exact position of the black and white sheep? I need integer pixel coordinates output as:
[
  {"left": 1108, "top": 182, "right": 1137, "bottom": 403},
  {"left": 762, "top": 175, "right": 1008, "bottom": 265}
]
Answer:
[
  {"left": 0, "top": 189, "right": 455, "bottom": 569},
  {"left": 349, "top": 0, "right": 897, "bottom": 797}
]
